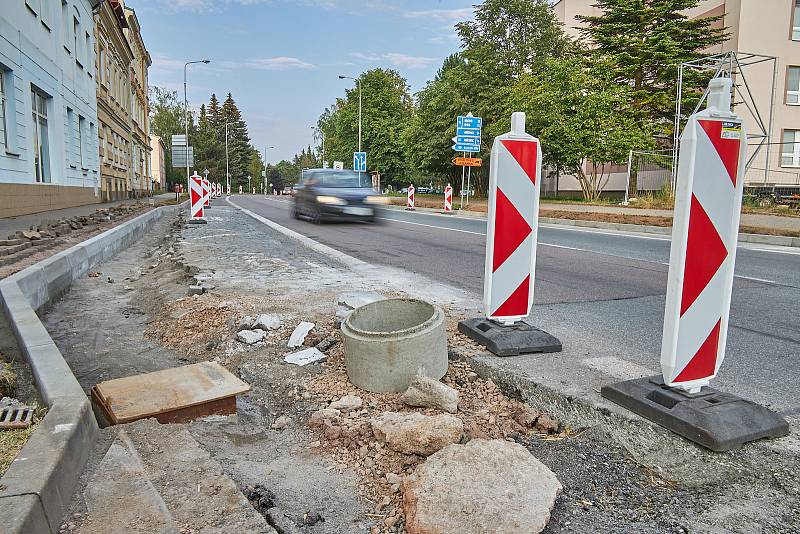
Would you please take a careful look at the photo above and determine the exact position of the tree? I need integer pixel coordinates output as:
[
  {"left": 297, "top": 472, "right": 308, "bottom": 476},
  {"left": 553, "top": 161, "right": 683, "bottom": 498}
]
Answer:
[
  {"left": 509, "top": 56, "right": 653, "bottom": 200},
  {"left": 148, "top": 86, "right": 187, "bottom": 189},
  {"left": 319, "top": 69, "right": 413, "bottom": 184},
  {"left": 577, "top": 0, "right": 727, "bottom": 138},
  {"left": 219, "top": 93, "right": 254, "bottom": 187},
  {"left": 193, "top": 103, "right": 226, "bottom": 182},
  {"left": 247, "top": 150, "right": 265, "bottom": 191}
]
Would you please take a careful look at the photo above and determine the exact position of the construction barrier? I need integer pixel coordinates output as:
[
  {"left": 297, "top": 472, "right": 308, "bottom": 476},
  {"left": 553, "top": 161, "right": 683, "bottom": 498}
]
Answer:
[
  {"left": 444, "top": 184, "right": 453, "bottom": 213},
  {"left": 202, "top": 178, "right": 210, "bottom": 207},
  {"left": 189, "top": 173, "right": 205, "bottom": 221},
  {"left": 661, "top": 77, "right": 747, "bottom": 393},
  {"left": 483, "top": 112, "right": 542, "bottom": 323},
  {"left": 407, "top": 185, "right": 415, "bottom": 210}
]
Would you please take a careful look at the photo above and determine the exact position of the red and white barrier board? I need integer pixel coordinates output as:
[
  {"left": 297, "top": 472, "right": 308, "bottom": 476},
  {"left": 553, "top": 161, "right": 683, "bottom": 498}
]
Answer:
[
  {"left": 189, "top": 173, "right": 205, "bottom": 220},
  {"left": 407, "top": 185, "right": 415, "bottom": 210},
  {"left": 444, "top": 184, "right": 453, "bottom": 213},
  {"left": 661, "top": 78, "right": 747, "bottom": 393},
  {"left": 483, "top": 112, "right": 542, "bottom": 324},
  {"left": 203, "top": 178, "right": 211, "bottom": 206}
]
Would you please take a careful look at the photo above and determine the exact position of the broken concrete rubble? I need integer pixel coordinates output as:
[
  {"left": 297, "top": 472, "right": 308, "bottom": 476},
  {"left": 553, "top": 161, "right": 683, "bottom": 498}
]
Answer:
[
  {"left": 329, "top": 394, "right": 363, "bottom": 412},
  {"left": 403, "top": 439, "right": 562, "bottom": 534},
  {"left": 253, "top": 313, "right": 281, "bottom": 330},
  {"left": 402, "top": 374, "right": 459, "bottom": 414},
  {"left": 237, "top": 329, "right": 266, "bottom": 345},
  {"left": 370, "top": 411, "right": 463, "bottom": 456},
  {"left": 287, "top": 321, "right": 315, "bottom": 348},
  {"left": 284, "top": 346, "right": 327, "bottom": 366}
]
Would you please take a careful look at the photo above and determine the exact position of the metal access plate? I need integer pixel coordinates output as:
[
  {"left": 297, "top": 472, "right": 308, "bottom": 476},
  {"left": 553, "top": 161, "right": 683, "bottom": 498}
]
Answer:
[
  {"left": 91, "top": 361, "right": 250, "bottom": 426},
  {"left": 601, "top": 375, "right": 790, "bottom": 452},
  {"left": 0, "top": 405, "right": 34, "bottom": 429},
  {"left": 458, "top": 318, "right": 562, "bottom": 356}
]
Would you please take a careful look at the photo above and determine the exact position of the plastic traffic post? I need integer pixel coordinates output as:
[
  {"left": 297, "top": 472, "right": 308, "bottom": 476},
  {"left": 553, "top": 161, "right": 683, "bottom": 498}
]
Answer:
[
  {"left": 662, "top": 77, "right": 747, "bottom": 393},
  {"left": 202, "top": 178, "right": 211, "bottom": 207},
  {"left": 443, "top": 184, "right": 453, "bottom": 213},
  {"left": 406, "top": 185, "right": 415, "bottom": 210},
  {"left": 188, "top": 173, "right": 206, "bottom": 223},
  {"left": 457, "top": 113, "right": 561, "bottom": 356},
  {"left": 484, "top": 112, "right": 541, "bottom": 323}
]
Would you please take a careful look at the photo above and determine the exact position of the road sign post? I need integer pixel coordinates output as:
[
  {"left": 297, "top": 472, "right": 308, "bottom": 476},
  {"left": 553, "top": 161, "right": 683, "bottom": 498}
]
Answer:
[
  {"left": 406, "top": 184, "right": 415, "bottom": 210},
  {"left": 458, "top": 112, "right": 561, "bottom": 356},
  {"left": 354, "top": 152, "right": 367, "bottom": 173},
  {"left": 601, "top": 78, "right": 789, "bottom": 451},
  {"left": 453, "top": 114, "right": 482, "bottom": 210},
  {"left": 188, "top": 172, "right": 207, "bottom": 224}
]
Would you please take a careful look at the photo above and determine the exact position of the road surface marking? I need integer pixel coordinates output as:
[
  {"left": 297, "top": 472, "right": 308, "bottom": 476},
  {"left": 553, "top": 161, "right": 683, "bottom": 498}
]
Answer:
[{"left": 376, "top": 216, "right": 487, "bottom": 236}]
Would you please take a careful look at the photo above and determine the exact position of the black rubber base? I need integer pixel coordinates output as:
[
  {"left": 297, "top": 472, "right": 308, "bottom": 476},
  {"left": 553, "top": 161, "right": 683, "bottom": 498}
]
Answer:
[
  {"left": 188, "top": 219, "right": 208, "bottom": 225},
  {"left": 457, "top": 318, "right": 562, "bottom": 356},
  {"left": 601, "top": 375, "right": 790, "bottom": 452}
]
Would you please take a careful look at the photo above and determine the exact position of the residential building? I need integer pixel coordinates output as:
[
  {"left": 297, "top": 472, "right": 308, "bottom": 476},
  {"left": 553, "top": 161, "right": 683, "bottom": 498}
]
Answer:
[
  {"left": 149, "top": 134, "right": 166, "bottom": 191},
  {"left": 554, "top": 0, "right": 800, "bottom": 192},
  {"left": 94, "top": 0, "right": 133, "bottom": 201},
  {"left": 0, "top": 0, "right": 101, "bottom": 218},
  {"left": 123, "top": 5, "right": 151, "bottom": 197}
]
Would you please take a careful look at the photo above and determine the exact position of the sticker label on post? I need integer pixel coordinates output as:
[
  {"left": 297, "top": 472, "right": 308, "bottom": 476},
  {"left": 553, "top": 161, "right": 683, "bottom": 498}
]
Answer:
[
  {"left": 661, "top": 77, "right": 747, "bottom": 393},
  {"left": 483, "top": 112, "right": 542, "bottom": 324}
]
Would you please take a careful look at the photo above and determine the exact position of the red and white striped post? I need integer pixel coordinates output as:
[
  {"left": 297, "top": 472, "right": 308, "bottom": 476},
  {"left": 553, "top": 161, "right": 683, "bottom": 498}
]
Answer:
[
  {"left": 189, "top": 172, "right": 205, "bottom": 222},
  {"left": 406, "top": 184, "right": 415, "bottom": 210},
  {"left": 443, "top": 184, "right": 453, "bottom": 213},
  {"left": 483, "top": 112, "right": 542, "bottom": 324},
  {"left": 661, "top": 77, "right": 747, "bottom": 393},
  {"left": 202, "top": 177, "right": 211, "bottom": 207}
]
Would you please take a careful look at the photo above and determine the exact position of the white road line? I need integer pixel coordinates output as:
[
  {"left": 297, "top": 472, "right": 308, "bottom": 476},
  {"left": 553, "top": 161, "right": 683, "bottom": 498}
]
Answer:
[
  {"left": 376, "top": 216, "right": 486, "bottom": 236},
  {"left": 734, "top": 274, "right": 780, "bottom": 284}
]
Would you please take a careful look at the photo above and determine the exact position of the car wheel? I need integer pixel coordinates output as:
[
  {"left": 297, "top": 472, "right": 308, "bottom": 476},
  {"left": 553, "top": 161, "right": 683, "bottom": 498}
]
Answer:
[
  {"left": 291, "top": 202, "right": 301, "bottom": 219},
  {"left": 311, "top": 207, "right": 322, "bottom": 224}
]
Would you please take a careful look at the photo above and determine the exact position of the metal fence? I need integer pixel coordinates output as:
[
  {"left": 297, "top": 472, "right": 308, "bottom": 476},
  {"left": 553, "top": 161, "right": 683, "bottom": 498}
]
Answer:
[
  {"left": 625, "top": 150, "right": 674, "bottom": 201},
  {"left": 744, "top": 142, "right": 800, "bottom": 186}
]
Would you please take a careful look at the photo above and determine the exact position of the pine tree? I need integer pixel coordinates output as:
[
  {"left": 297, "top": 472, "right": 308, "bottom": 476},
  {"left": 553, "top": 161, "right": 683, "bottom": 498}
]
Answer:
[
  {"left": 577, "top": 0, "right": 727, "bottom": 137},
  {"left": 220, "top": 93, "right": 253, "bottom": 187}
]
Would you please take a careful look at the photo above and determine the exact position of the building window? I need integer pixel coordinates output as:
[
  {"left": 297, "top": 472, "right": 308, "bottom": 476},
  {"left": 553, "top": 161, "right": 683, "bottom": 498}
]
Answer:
[
  {"left": 78, "top": 115, "right": 86, "bottom": 169},
  {"left": 73, "top": 17, "right": 82, "bottom": 68},
  {"left": 66, "top": 107, "right": 75, "bottom": 167},
  {"left": 85, "top": 32, "right": 92, "bottom": 77},
  {"left": 31, "top": 88, "right": 51, "bottom": 183},
  {"left": 0, "top": 73, "right": 7, "bottom": 150},
  {"left": 62, "top": 1, "right": 70, "bottom": 53},
  {"left": 794, "top": 1, "right": 800, "bottom": 41},
  {"left": 787, "top": 67, "right": 800, "bottom": 105},
  {"left": 782, "top": 130, "right": 800, "bottom": 167}
]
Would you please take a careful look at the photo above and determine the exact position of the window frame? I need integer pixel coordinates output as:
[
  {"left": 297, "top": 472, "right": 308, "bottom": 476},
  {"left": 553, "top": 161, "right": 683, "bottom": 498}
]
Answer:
[
  {"left": 781, "top": 130, "right": 800, "bottom": 168},
  {"left": 786, "top": 66, "right": 800, "bottom": 105},
  {"left": 0, "top": 72, "right": 7, "bottom": 151},
  {"left": 793, "top": 0, "right": 800, "bottom": 41},
  {"left": 31, "top": 87, "right": 51, "bottom": 183}
]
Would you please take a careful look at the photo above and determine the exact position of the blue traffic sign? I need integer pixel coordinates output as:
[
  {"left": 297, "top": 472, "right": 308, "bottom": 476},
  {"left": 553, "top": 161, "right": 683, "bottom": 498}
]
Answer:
[
  {"left": 457, "top": 116, "right": 482, "bottom": 129},
  {"left": 457, "top": 127, "right": 481, "bottom": 137},
  {"left": 453, "top": 143, "right": 480, "bottom": 153},
  {"left": 353, "top": 152, "right": 367, "bottom": 172},
  {"left": 454, "top": 136, "right": 480, "bottom": 145}
]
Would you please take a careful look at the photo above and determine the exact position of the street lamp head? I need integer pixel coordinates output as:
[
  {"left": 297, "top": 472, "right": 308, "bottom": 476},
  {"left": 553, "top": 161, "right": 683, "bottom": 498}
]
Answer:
[
  {"left": 338, "top": 75, "right": 346, "bottom": 79},
  {"left": 202, "top": 59, "right": 210, "bottom": 64}
]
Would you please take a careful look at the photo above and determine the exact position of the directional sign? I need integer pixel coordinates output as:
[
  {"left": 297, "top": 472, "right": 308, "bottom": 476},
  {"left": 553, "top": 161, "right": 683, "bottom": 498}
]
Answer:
[
  {"left": 354, "top": 152, "right": 367, "bottom": 172},
  {"left": 454, "top": 136, "right": 481, "bottom": 145},
  {"left": 453, "top": 143, "right": 481, "bottom": 153},
  {"left": 453, "top": 157, "right": 482, "bottom": 167},
  {"left": 457, "top": 116, "right": 482, "bottom": 129},
  {"left": 457, "top": 128, "right": 481, "bottom": 137}
]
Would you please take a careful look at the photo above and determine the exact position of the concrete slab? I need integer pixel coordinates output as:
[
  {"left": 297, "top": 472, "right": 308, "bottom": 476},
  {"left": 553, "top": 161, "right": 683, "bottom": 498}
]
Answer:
[{"left": 0, "top": 494, "right": 51, "bottom": 534}]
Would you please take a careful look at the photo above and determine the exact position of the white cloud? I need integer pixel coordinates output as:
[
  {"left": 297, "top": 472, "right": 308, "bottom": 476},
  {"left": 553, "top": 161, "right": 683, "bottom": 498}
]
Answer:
[
  {"left": 237, "top": 57, "right": 317, "bottom": 70},
  {"left": 403, "top": 8, "right": 473, "bottom": 24},
  {"left": 349, "top": 51, "right": 438, "bottom": 70}
]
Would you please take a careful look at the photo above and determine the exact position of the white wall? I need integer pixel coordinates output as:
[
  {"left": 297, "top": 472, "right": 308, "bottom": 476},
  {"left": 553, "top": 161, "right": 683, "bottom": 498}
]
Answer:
[{"left": 0, "top": 0, "right": 99, "bottom": 192}]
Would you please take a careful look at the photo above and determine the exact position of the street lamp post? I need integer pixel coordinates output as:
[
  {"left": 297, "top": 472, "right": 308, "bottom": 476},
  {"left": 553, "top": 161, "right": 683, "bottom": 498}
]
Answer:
[
  {"left": 225, "top": 121, "right": 230, "bottom": 193},
  {"left": 338, "top": 75, "right": 361, "bottom": 152},
  {"left": 183, "top": 59, "right": 210, "bottom": 185}
]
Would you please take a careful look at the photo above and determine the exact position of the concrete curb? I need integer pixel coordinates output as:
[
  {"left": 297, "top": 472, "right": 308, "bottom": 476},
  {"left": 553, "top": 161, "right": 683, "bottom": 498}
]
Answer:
[
  {"left": 0, "top": 203, "right": 183, "bottom": 533},
  {"left": 384, "top": 204, "right": 800, "bottom": 248}
]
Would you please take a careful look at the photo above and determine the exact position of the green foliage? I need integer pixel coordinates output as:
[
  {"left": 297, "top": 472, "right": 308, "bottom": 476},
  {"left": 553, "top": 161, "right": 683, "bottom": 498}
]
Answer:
[
  {"left": 148, "top": 86, "right": 187, "bottom": 189},
  {"left": 319, "top": 69, "right": 413, "bottom": 186},
  {"left": 509, "top": 56, "right": 653, "bottom": 200},
  {"left": 577, "top": 0, "right": 727, "bottom": 136}
]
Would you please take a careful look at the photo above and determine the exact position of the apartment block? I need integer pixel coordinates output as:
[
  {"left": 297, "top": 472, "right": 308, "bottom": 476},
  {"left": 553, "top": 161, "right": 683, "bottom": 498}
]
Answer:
[
  {"left": 0, "top": 0, "right": 102, "bottom": 217},
  {"left": 123, "top": 4, "right": 151, "bottom": 196},
  {"left": 150, "top": 134, "right": 165, "bottom": 191},
  {"left": 554, "top": 0, "right": 800, "bottom": 191}
]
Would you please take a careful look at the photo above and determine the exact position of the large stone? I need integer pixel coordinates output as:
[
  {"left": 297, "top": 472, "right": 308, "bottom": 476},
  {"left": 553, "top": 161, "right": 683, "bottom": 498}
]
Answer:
[
  {"left": 284, "top": 347, "right": 327, "bottom": 366},
  {"left": 403, "top": 439, "right": 561, "bottom": 534},
  {"left": 287, "top": 321, "right": 315, "bottom": 348},
  {"left": 370, "top": 412, "right": 462, "bottom": 456},
  {"left": 402, "top": 374, "right": 459, "bottom": 414},
  {"left": 253, "top": 314, "right": 281, "bottom": 330},
  {"left": 236, "top": 329, "right": 266, "bottom": 345}
]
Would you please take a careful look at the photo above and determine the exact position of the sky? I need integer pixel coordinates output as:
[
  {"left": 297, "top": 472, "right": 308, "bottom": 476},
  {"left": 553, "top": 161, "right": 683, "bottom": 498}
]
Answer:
[{"left": 134, "top": 0, "right": 476, "bottom": 163}]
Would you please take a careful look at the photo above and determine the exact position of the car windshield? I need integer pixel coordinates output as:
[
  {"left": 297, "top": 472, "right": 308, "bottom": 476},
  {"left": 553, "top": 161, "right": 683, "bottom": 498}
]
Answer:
[{"left": 307, "top": 171, "right": 372, "bottom": 188}]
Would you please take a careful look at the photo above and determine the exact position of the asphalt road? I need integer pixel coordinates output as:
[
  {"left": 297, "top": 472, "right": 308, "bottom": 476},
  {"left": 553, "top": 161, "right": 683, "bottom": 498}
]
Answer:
[{"left": 229, "top": 194, "right": 800, "bottom": 419}]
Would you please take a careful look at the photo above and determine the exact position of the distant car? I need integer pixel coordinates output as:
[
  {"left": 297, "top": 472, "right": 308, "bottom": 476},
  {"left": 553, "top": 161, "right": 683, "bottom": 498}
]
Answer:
[
  {"left": 292, "top": 169, "right": 387, "bottom": 223},
  {"left": 282, "top": 186, "right": 293, "bottom": 195},
  {"left": 416, "top": 186, "right": 431, "bottom": 194}
]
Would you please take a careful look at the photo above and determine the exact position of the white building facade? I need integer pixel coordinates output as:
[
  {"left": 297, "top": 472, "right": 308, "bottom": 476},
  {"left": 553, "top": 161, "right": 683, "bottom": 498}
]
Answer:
[{"left": 0, "top": 0, "right": 101, "bottom": 218}]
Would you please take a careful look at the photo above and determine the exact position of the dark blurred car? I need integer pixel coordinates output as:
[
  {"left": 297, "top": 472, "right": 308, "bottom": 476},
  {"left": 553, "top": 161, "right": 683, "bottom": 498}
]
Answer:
[{"left": 292, "top": 169, "right": 387, "bottom": 223}]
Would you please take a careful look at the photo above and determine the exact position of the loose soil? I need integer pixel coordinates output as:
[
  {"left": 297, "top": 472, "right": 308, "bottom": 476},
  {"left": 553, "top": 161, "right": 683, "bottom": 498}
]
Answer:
[{"left": 44, "top": 204, "right": 799, "bottom": 533}]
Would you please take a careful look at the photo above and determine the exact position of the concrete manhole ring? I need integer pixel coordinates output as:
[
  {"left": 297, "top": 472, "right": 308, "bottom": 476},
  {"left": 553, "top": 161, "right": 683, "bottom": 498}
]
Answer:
[{"left": 341, "top": 298, "right": 448, "bottom": 393}]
